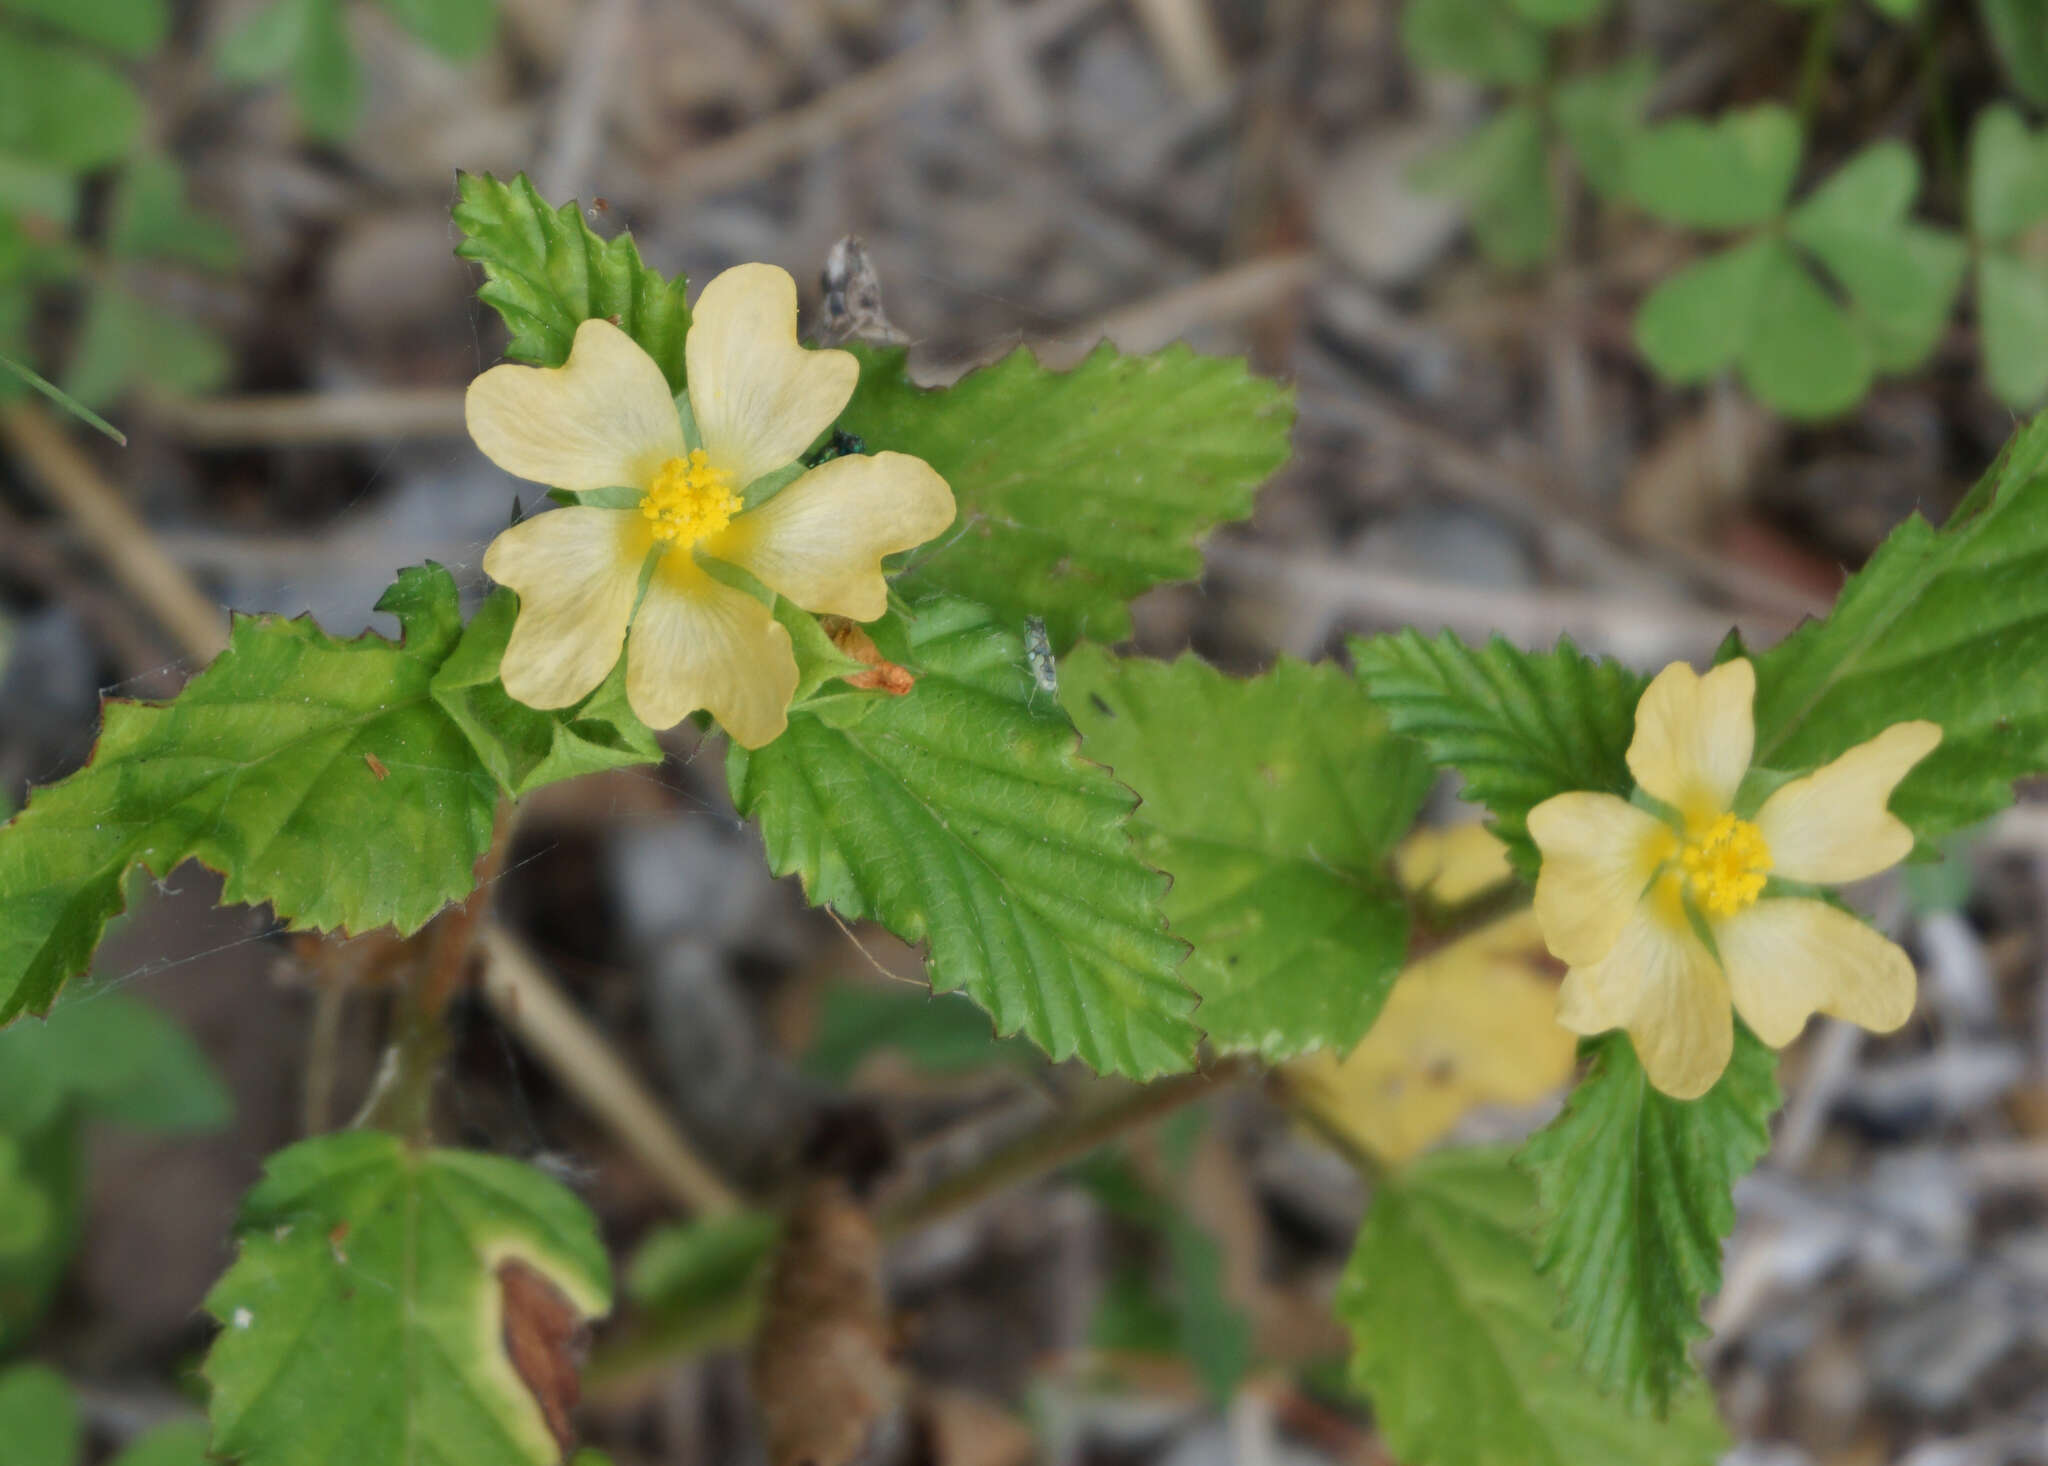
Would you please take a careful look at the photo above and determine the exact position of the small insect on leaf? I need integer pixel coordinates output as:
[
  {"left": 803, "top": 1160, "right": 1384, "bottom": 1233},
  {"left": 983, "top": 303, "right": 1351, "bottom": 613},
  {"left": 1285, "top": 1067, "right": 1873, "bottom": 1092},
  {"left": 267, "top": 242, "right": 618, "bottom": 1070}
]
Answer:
[
  {"left": 363, "top": 753, "right": 390, "bottom": 781},
  {"left": 1024, "top": 616, "right": 1057, "bottom": 697},
  {"left": 823, "top": 618, "right": 915, "bottom": 696}
]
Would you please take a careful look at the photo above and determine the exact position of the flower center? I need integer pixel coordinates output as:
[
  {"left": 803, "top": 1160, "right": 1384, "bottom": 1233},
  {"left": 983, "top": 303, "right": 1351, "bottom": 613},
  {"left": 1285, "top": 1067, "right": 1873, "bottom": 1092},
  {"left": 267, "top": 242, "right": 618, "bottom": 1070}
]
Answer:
[
  {"left": 1679, "top": 813, "right": 1772, "bottom": 918},
  {"left": 641, "top": 451, "right": 741, "bottom": 548}
]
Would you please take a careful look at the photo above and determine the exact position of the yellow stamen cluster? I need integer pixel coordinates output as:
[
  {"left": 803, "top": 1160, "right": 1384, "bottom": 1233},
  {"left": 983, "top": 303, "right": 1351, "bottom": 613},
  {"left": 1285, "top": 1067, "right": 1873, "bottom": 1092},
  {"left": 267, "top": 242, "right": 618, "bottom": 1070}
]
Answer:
[
  {"left": 1680, "top": 812, "right": 1772, "bottom": 917},
  {"left": 641, "top": 450, "right": 741, "bottom": 547}
]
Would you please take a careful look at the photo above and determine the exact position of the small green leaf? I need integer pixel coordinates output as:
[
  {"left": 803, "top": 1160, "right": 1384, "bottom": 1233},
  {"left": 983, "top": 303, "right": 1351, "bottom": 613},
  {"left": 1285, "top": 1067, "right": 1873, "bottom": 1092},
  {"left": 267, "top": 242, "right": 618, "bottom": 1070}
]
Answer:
[
  {"left": 0, "top": 157, "right": 75, "bottom": 224},
  {"left": 1981, "top": 250, "right": 2048, "bottom": 406},
  {"left": 0, "top": 565, "right": 498, "bottom": 1024},
  {"left": 0, "top": 1364, "right": 77, "bottom": 1466},
  {"left": 218, "top": 0, "right": 305, "bottom": 81},
  {"left": 0, "top": 988, "right": 231, "bottom": 1134},
  {"left": 1554, "top": 55, "right": 1655, "bottom": 200},
  {"left": 1634, "top": 236, "right": 1776, "bottom": 383},
  {"left": 1522, "top": 1029, "right": 1779, "bottom": 1412},
  {"left": 1412, "top": 105, "right": 1555, "bottom": 268},
  {"left": 729, "top": 597, "right": 1197, "bottom": 1079},
  {"left": 1740, "top": 237, "right": 1872, "bottom": 418},
  {"left": 1338, "top": 1148, "right": 1727, "bottom": 1466},
  {"left": 1787, "top": 142, "right": 1966, "bottom": 373},
  {"left": 1626, "top": 104, "right": 1802, "bottom": 229},
  {"left": 429, "top": 588, "right": 661, "bottom": 797},
  {"left": 109, "top": 158, "right": 240, "bottom": 270},
  {"left": 295, "top": 0, "right": 361, "bottom": 139},
  {"left": 1751, "top": 411, "right": 2048, "bottom": 838},
  {"left": 1983, "top": 0, "right": 2048, "bottom": 106},
  {"left": 65, "top": 287, "right": 232, "bottom": 407},
  {"left": 110, "top": 1422, "right": 216, "bottom": 1466},
  {"left": 1063, "top": 652, "right": 1433, "bottom": 1061},
  {"left": 838, "top": 343, "right": 1292, "bottom": 652},
  {"left": 627, "top": 1211, "right": 778, "bottom": 1310},
  {"left": 0, "top": 31, "right": 141, "bottom": 169},
  {"left": 1401, "top": 0, "right": 1547, "bottom": 86},
  {"left": 1509, "top": 0, "right": 1607, "bottom": 24},
  {"left": 1968, "top": 104, "right": 2048, "bottom": 242},
  {"left": 1350, "top": 630, "right": 1644, "bottom": 878},
  {"left": 454, "top": 172, "right": 692, "bottom": 394},
  {"left": 0, "top": 1120, "right": 80, "bottom": 1349},
  {"left": 204, "top": 1133, "right": 612, "bottom": 1466},
  {"left": 802, "top": 984, "right": 1036, "bottom": 1083},
  {"left": 0, "top": 0, "right": 166, "bottom": 56},
  {"left": 377, "top": 0, "right": 495, "bottom": 59}
]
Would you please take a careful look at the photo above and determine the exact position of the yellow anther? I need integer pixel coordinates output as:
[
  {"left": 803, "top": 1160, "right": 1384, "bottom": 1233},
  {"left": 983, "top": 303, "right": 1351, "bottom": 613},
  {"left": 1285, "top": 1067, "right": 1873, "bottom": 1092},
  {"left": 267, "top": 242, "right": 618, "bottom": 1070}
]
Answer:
[
  {"left": 1679, "top": 813, "right": 1772, "bottom": 918},
  {"left": 640, "top": 450, "right": 741, "bottom": 548}
]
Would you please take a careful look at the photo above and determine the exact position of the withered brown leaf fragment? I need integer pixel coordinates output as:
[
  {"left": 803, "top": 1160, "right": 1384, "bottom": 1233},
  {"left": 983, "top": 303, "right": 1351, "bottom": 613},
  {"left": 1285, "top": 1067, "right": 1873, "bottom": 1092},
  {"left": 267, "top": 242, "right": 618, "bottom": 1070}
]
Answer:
[
  {"left": 500, "top": 1257, "right": 591, "bottom": 1459},
  {"left": 750, "top": 1179, "right": 905, "bottom": 1466},
  {"left": 822, "top": 616, "right": 916, "bottom": 697}
]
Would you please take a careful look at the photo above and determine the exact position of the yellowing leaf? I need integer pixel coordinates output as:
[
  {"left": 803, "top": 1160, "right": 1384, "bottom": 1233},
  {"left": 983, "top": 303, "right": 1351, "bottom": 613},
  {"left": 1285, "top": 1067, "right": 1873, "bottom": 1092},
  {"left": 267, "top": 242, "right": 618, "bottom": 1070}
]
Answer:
[{"left": 1288, "top": 908, "right": 1575, "bottom": 1164}]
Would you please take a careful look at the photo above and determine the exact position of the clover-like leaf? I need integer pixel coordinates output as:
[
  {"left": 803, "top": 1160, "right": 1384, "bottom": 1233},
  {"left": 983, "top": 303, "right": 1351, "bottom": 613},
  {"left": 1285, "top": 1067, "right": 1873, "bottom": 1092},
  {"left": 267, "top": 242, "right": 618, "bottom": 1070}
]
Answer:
[
  {"left": 1411, "top": 105, "right": 1554, "bottom": 268},
  {"left": 1969, "top": 105, "right": 2048, "bottom": 242},
  {"left": 1554, "top": 55, "right": 1655, "bottom": 200},
  {"left": 1338, "top": 1148, "right": 1728, "bottom": 1466},
  {"left": 0, "top": 987, "right": 230, "bottom": 1135},
  {"left": 1786, "top": 142, "right": 1965, "bottom": 373},
  {"left": 378, "top": 0, "right": 495, "bottom": 61},
  {"left": 204, "top": 1132, "right": 612, "bottom": 1466},
  {"left": 1626, "top": 104, "right": 1802, "bottom": 229},
  {"left": 838, "top": 343, "right": 1292, "bottom": 652},
  {"left": 1522, "top": 1028, "right": 1779, "bottom": 1412},
  {"left": 1980, "top": 251, "right": 2048, "bottom": 406},
  {"left": 454, "top": 172, "right": 692, "bottom": 394},
  {"left": 729, "top": 597, "right": 1198, "bottom": 1079},
  {"left": 1064, "top": 651, "right": 1433, "bottom": 1061},
  {"left": 0, "top": 0, "right": 165, "bottom": 56},
  {"left": 1984, "top": 0, "right": 2048, "bottom": 106},
  {"left": 1968, "top": 107, "right": 2048, "bottom": 407},
  {"left": 0, "top": 565, "right": 498, "bottom": 1024},
  {"left": 66, "top": 286, "right": 233, "bottom": 407},
  {"left": 109, "top": 157, "right": 240, "bottom": 270},
  {"left": 1400, "top": 0, "right": 1546, "bottom": 86},
  {"left": 1351, "top": 630, "right": 1644, "bottom": 878},
  {"left": 217, "top": 0, "right": 361, "bottom": 140},
  {"left": 0, "top": 1365, "right": 78, "bottom": 1466},
  {"left": 0, "top": 29, "right": 141, "bottom": 169}
]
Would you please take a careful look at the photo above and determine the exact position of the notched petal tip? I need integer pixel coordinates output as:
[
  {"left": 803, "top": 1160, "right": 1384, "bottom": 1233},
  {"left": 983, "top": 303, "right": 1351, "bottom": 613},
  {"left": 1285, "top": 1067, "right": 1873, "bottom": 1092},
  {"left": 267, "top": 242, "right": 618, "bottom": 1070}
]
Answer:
[
  {"left": 1718, "top": 897, "right": 1918, "bottom": 1048},
  {"left": 467, "top": 318, "right": 685, "bottom": 494},
  {"left": 482, "top": 508, "right": 644, "bottom": 711},
  {"left": 1754, "top": 717, "right": 1946, "bottom": 885},
  {"left": 624, "top": 558, "right": 800, "bottom": 745},
  {"left": 1527, "top": 792, "right": 1673, "bottom": 968},
  {"left": 1626, "top": 656, "right": 1756, "bottom": 822}
]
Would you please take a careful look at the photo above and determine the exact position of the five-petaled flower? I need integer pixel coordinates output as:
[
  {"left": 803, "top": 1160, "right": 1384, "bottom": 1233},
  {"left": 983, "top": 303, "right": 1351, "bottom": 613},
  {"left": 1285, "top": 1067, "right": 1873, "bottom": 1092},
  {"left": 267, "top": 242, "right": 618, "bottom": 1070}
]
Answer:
[
  {"left": 466, "top": 263, "right": 956, "bottom": 748},
  {"left": 1527, "top": 658, "right": 1941, "bottom": 1099}
]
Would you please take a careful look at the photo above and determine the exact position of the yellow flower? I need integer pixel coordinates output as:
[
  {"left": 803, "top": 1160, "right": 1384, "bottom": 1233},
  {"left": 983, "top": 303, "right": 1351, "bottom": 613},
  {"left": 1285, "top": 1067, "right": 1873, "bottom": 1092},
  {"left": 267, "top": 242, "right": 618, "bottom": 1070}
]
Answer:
[
  {"left": 1527, "top": 658, "right": 1941, "bottom": 1099},
  {"left": 466, "top": 263, "right": 956, "bottom": 748},
  {"left": 1288, "top": 907, "right": 1577, "bottom": 1165}
]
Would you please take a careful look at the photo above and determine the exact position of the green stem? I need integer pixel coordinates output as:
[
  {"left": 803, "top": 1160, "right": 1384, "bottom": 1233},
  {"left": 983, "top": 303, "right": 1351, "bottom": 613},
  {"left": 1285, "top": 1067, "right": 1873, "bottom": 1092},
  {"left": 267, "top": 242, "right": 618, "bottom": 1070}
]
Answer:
[{"left": 1797, "top": 0, "right": 1846, "bottom": 127}]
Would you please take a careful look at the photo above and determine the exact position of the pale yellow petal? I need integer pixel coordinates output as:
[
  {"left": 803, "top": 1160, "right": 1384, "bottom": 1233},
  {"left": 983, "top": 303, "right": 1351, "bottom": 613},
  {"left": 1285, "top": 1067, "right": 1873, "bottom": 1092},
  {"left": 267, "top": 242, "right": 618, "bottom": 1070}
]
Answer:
[
  {"left": 467, "top": 318, "right": 684, "bottom": 492},
  {"left": 1716, "top": 897, "right": 1917, "bottom": 1048},
  {"left": 1528, "top": 792, "right": 1677, "bottom": 967},
  {"left": 1626, "top": 658, "right": 1756, "bottom": 826},
  {"left": 1557, "top": 882, "right": 1732, "bottom": 1099},
  {"left": 1285, "top": 909, "right": 1574, "bottom": 1164},
  {"left": 686, "top": 263, "right": 858, "bottom": 489},
  {"left": 481, "top": 507, "right": 646, "bottom": 709},
  {"left": 706, "top": 452, "right": 956, "bottom": 620},
  {"left": 625, "top": 556, "right": 798, "bottom": 745},
  {"left": 1753, "top": 720, "right": 1942, "bottom": 885},
  {"left": 1393, "top": 822, "right": 1517, "bottom": 906}
]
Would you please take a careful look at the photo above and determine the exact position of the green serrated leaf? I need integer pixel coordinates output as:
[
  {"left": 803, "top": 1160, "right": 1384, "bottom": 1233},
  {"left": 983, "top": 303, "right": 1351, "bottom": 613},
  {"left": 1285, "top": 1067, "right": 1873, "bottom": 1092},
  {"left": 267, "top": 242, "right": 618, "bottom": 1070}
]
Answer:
[
  {"left": 729, "top": 597, "right": 1197, "bottom": 1079},
  {"left": 377, "top": 0, "right": 494, "bottom": 59},
  {"left": 1554, "top": 55, "right": 1655, "bottom": 200},
  {"left": 1984, "top": 0, "right": 2048, "bottom": 106},
  {"left": 0, "top": 1364, "right": 78, "bottom": 1466},
  {"left": 0, "top": 565, "right": 498, "bottom": 1024},
  {"left": 1968, "top": 104, "right": 2048, "bottom": 243},
  {"left": 1522, "top": 1028, "right": 1778, "bottom": 1412},
  {"left": 1339, "top": 1147, "right": 1727, "bottom": 1466},
  {"left": 110, "top": 157, "right": 240, "bottom": 270},
  {"left": 1412, "top": 105, "right": 1555, "bottom": 268},
  {"left": 1626, "top": 104, "right": 1802, "bottom": 230},
  {"left": 0, "top": 0, "right": 166, "bottom": 56},
  {"left": 0, "top": 31, "right": 141, "bottom": 169},
  {"left": 430, "top": 587, "right": 661, "bottom": 797},
  {"left": 204, "top": 1132, "right": 612, "bottom": 1466},
  {"left": 1740, "top": 237, "right": 1872, "bottom": 418},
  {"left": 1750, "top": 411, "right": 2048, "bottom": 838},
  {"left": 454, "top": 172, "right": 692, "bottom": 394},
  {"left": 838, "top": 343, "right": 1292, "bottom": 652},
  {"left": 1063, "top": 652, "right": 1432, "bottom": 1061},
  {"left": 1351, "top": 630, "right": 1644, "bottom": 879},
  {"left": 0, "top": 988, "right": 230, "bottom": 1134},
  {"left": 1981, "top": 250, "right": 2048, "bottom": 406},
  {"left": 1401, "top": 0, "right": 1547, "bottom": 86},
  {"left": 1787, "top": 142, "right": 1966, "bottom": 374}
]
